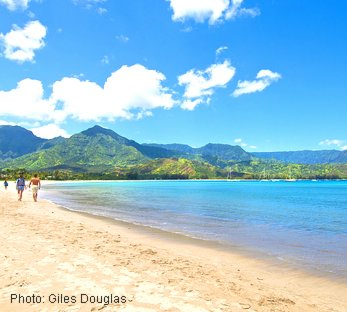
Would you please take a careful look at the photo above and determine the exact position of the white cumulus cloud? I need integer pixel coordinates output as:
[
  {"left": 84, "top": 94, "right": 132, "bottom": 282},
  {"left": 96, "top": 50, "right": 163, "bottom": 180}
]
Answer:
[
  {"left": 319, "top": 139, "right": 346, "bottom": 150},
  {"left": 168, "top": 0, "right": 259, "bottom": 24},
  {"left": 31, "top": 124, "right": 70, "bottom": 139},
  {"left": 178, "top": 60, "right": 236, "bottom": 110},
  {"left": 0, "top": 65, "right": 176, "bottom": 123},
  {"left": 0, "top": 20, "right": 47, "bottom": 63},
  {"left": 180, "top": 99, "right": 203, "bottom": 111},
  {"left": 234, "top": 138, "right": 256, "bottom": 149},
  {"left": 319, "top": 139, "right": 343, "bottom": 146},
  {"left": 233, "top": 69, "right": 281, "bottom": 97},
  {"left": 0, "top": 79, "right": 55, "bottom": 120},
  {"left": 50, "top": 64, "right": 176, "bottom": 121},
  {"left": 0, "top": 0, "right": 29, "bottom": 10},
  {"left": 0, "top": 120, "right": 17, "bottom": 126}
]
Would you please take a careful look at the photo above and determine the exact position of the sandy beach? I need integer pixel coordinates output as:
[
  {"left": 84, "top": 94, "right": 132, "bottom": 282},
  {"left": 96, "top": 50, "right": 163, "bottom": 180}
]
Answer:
[{"left": 1, "top": 184, "right": 346, "bottom": 312}]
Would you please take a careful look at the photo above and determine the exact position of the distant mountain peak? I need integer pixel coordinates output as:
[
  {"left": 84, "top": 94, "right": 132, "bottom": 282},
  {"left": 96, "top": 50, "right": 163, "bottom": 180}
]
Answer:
[
  {"left": 0, "top": 125, "right": 47, "bottom": 160},
  {"left": 81, "top": 125, "right": 113, "bottom": 136}
]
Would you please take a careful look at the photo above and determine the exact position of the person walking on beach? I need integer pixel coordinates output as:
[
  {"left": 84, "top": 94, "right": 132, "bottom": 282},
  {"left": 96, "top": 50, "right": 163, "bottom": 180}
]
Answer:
[
  {"left": 16, "top": 174, "right": 26, "bottom": 201},
  {"left": 29, "top": 174, "right": 41, "bottom": 202},
  {"left": 4, "top": 178, "right": 8, "bottom": 190}
]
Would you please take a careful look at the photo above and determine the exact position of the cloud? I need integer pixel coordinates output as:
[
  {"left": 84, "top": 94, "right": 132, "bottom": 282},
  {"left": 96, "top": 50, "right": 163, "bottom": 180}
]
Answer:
[
  {"left": 50, "top": 64, "right": 177, "bottom": 121},
  {"left": 0, "top": 79, "right": 55, "bottom": 120},
  {"left": 0, "top": 120, "right": 17, "bottom": 126},
  {"left": 319, "top": 139, "right": 343, "bottom": 146},
  {"left": 319, "top": 139, "right": 346, "bottom": 150},
  {"left": 234, "top": 138, "right": 256, "bottom": 149},
  {"left": 0, "top": 65, "right": 177, "bottom": 123},
  {"left": 0, "top": 20, "right": 47, "bottom": 63},
  {"left": 116, "top": 34, "right": 129, "bottom": 43},
  {"left": 30, "top": 124, "right": 70, "bottom": 139},
  {"left": 73, "top": 0, "right": 106, "bottom": 5},
  {"left": 0, "top": 0, "right": 30, "bottom": 10},
  {"left": 225, "top": 0, "right": 259, "bottom": 20},
  {"left": 216, "top": 46, "right": 228, "bottom": 56},
  {"left": 0, "top": 61, "right": 278, "bottom": 125},
  {"left": 73, "top": 0, "right": 107, "bottom": 12},
  {"left": 97, "top": 7, "right": 107, "bottom": 14},
  {"left": 180, "top": 99, "right": 203, "bottom": 111},
  {"left": 232, "top": 69, "right": 281, "bottom": 97},
  {"left": 101, "top": 55, "right": 110, "bottom": 64},
  {"left": 0, "top": 64, "right": 178, "bottom": 123},
  {"left": 27, "top": 10, "right": 35, "bottom": 18},
  {"left": 168, "top": 0, "right": 259, "bottom": 25},
  {"left": 178, "top": 60, "right": 236, "bottom": 110}
]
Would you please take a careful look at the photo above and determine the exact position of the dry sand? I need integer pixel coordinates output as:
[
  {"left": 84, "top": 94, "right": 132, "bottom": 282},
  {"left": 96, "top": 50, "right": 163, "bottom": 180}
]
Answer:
[{"left": 0, "top": 184, "right": 346, "bottom": 312}]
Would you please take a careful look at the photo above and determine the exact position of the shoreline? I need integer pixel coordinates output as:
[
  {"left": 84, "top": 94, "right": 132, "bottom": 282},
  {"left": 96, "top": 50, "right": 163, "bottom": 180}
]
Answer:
[
  {"left": 46, "top": 195, "right": 347, "bottom": 285},
  {"left": 42, "top": 179, "right": 347, "bottom": 283},
  {"left": 1, "top": 185, "right": 347, "bottom": 311}
]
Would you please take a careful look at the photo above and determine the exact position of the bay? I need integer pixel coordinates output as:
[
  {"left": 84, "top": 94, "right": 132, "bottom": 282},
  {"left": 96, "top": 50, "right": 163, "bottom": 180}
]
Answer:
[{"left": 42, "top": 180, "right": 347, "bottom": 280}]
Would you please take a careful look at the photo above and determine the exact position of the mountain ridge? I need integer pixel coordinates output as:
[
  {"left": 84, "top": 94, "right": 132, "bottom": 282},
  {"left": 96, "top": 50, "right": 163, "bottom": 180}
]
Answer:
[
  {"left": 0, "top": 125, "right": 346, "bottom": 174},
  {"left": 0, "top": 125, "right": 251, "bottom": 172},
  {"left": 252, "top": 150, "right": 347, "bottom": 164},
  {"left": 0, "top": 125, "right": 50, "bottom": 160}
]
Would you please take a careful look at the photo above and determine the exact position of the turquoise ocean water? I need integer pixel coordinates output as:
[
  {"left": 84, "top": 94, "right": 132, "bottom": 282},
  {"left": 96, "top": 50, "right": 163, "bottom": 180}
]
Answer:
[{"left": 42, "top": 180, "right": 347, "bottom": 280}]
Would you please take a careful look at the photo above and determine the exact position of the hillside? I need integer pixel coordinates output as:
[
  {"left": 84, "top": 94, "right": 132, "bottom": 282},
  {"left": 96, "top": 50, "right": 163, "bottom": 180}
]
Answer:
[
  {"left": 144, "top": 142, "right": 252, "bottom": 166},
  {"left": 252, "top": 150, "right": 346, "bottom": 164},
  {"left": 0, "top": 125, "right": 46, "bottom": 159},
  {"left": 1, "top": 126, "right": 149, "bottom": 171},
  {"left": 334, "top": 150, "right": 347, "bottom": 163},
  {"left": 81, "top": 126, "right": 174, "bottom": 159},
  {"left": 1, "top": 125, "right": 346, "bottom": 180},
  {"left": 124, "top": 158, "right": 226, "bottom": 179},
  {"left": 0, "top": 125, "right": 252, "bottom": 172}
]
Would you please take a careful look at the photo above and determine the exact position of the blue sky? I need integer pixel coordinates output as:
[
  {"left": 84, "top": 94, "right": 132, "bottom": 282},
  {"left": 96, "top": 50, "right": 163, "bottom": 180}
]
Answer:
[{"left": 0, "top": 0, "right": 346, "bottom": 152}]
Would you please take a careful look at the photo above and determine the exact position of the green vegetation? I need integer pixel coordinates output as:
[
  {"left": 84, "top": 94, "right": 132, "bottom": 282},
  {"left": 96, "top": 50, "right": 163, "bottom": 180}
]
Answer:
[
  {"left": 227, "top": 160, "right": 347, "bottom": 179},
  {"left": 1, "top": 132, "right": 149, "bottom": 171},
  {"left": 2, "top": 159, "right": 346, "bottom": 181},
  {"left": 1, "top": 125, "right": 347, "bottom": 180}
]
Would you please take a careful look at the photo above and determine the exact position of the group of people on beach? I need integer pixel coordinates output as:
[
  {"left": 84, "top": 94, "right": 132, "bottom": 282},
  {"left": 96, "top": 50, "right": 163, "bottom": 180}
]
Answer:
[{"left": 3, "top": 174, "right": 41, "bottom": 202}]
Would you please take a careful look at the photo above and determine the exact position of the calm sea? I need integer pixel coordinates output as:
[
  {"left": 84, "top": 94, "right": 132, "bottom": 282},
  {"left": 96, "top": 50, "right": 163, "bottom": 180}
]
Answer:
[{"left": 42, "top": 180, "right": 347, "bottom": 280}]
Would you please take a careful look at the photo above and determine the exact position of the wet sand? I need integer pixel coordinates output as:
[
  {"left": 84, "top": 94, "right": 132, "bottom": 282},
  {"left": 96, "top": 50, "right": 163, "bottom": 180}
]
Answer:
[{"left": 0, "top": 185, "right": 346, "bottom": 312}]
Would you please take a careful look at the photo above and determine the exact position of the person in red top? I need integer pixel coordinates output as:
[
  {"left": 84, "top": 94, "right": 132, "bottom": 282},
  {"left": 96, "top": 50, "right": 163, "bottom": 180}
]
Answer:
[{"left": 29, "top": 174, "right": 41, "bottom": 202}]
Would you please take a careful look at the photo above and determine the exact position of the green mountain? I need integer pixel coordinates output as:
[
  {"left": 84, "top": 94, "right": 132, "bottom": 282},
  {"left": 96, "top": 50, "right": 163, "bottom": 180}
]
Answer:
[
  {"left": 1, "top": 126, "right": 149, "bottom": 171},
  {"left": 0, "top": 125, "right": 248, "bottom": 176},
  {"left": 144, "top": 142, "right": 252, "bottom": 166},
  {"left": 335, "top": 150, "right": 347, "bottom": 163},
  {"left": 0, "top": 125, "right": 182, "bottom": 172},
  {"left": 144, "top": 143, "right": 195, "bottom": 155},
  {"left": 252, "top": 150, "right": 346, "bottom": 164},
  {"left": 1, "top": 125, "right": 346, "bottom": 180},
  {"left": 0, "top": 125, "right": 66, "bottom": 160},
  {"left": 0, "top": 125, "right": 46, "bottom": 159},
  {"left": 197, "top": 143, "right": 251, "bottom": 162},
  {"left": 122, "top": 158, "right": 226, "bottom": 179},
  {"left": 39, "top": 136, "right": 66, "bottom": 150},
  {"left": 81, "top": 126, "right": 174, "bottom": 159}
]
